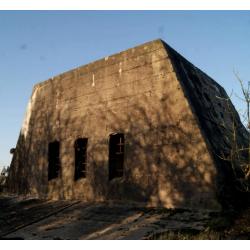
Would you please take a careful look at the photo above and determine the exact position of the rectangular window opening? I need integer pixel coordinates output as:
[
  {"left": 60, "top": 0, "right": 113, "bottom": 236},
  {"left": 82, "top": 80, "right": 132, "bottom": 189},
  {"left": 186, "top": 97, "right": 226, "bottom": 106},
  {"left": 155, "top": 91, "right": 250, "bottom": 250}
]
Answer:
[
  {"left": 109, "top": 133, "right": 125, "bottom": 180},
  {"left": 48, "top": 141, "right": 60, "bottom": 181},
  {"left": 74, "top": 138, "right": 88, "bottom": 180}
]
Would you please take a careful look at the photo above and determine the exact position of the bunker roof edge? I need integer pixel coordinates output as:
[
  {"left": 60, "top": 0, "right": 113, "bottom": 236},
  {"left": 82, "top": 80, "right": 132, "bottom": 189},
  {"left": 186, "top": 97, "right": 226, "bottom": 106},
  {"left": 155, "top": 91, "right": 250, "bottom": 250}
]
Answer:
[{"left": 33, "top": 39, "right": 165, "bottom": 90}]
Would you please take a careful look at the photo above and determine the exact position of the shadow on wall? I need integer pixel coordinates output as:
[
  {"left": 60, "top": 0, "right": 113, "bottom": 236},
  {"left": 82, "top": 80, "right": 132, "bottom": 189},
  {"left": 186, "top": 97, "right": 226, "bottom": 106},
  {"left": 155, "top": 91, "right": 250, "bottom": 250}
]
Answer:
[
  {"left": 8, "top": 76, "right": 219, "bottom": 209},
  {"left": 101, "top": 91, "right": 217, "bottom": 209},
  {"left": 165, "top": 44, "right": 250, "bottom": 209}
]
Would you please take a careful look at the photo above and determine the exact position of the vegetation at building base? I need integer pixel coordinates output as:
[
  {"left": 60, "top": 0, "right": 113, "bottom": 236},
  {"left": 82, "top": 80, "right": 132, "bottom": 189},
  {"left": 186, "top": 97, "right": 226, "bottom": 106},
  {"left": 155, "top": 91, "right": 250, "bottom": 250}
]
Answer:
[
  {"left": 148, "top": 76, "right": 250, "bottom": 240},
  {"left": 213, "top": 75, "right": 250, "bottom": 211},
  {"left": 0, "top": 167, "right": 9, "bottom": 193},
  {"left": 149, "top": 207, "right": 250, "bottom": 240}
]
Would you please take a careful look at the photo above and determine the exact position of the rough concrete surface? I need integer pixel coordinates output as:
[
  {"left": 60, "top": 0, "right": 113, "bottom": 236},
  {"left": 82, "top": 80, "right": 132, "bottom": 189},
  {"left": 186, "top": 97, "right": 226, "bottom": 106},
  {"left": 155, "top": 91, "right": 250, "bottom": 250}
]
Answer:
[
  {"left": 0, "top": 196, "right": 215, "bottom": 240},
  {"left": 7, "top": 39, "right": 248, "bottom": 209}
]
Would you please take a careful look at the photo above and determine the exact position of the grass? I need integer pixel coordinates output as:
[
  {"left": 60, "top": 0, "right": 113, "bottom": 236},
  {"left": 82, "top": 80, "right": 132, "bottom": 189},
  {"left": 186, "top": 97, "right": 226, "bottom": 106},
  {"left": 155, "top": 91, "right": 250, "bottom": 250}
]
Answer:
[{"left": 149, "top": 207, "right": 250, "bottom": 240}]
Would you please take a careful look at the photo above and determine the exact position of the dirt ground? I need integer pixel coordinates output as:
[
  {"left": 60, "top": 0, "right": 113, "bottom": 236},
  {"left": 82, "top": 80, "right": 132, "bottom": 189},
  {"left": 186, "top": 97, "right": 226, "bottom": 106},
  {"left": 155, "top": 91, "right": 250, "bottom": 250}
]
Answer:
[{"left": 0, "top": 195, "right": 249, "bottom": 240}]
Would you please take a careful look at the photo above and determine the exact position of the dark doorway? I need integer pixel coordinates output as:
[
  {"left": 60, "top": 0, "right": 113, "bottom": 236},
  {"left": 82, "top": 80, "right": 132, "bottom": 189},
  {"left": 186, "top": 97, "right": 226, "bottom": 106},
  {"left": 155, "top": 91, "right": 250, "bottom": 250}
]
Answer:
[
  {"left": 48, "top": 141, "right": 60, "bottom": 181},
  {"left": 74, "top": 138, "right": 88, "bottom": 180},
  {"left": 109, "top": 133, "right": 125, "bottom": 180}
]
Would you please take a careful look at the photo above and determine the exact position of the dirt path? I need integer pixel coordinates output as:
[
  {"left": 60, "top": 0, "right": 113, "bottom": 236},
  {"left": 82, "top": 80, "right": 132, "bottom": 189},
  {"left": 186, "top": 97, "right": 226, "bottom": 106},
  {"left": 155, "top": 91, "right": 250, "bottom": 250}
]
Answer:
[{"left": 0, "top": 195, "right": 249, "bottom": 240}]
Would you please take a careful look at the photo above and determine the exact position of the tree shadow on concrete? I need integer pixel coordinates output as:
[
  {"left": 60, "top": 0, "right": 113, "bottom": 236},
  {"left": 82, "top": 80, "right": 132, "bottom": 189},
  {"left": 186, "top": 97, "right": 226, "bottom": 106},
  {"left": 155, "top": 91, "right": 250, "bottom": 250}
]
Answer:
[{"left": 7, "top": 50, "right": 236, "bottom": 210}]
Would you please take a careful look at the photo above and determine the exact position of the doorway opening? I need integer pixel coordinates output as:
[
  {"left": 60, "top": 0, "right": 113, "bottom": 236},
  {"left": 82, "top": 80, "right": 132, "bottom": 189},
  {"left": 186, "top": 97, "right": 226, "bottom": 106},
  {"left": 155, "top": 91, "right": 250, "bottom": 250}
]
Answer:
[
  {"left": 109, "top": 133, "right": 125, "bottom": 180},
  {"left": 74, "top": 138, "right": 88, "bottom": 180},
  {"left": 48, "top": 141, "right": 60, "bottom": 181}
]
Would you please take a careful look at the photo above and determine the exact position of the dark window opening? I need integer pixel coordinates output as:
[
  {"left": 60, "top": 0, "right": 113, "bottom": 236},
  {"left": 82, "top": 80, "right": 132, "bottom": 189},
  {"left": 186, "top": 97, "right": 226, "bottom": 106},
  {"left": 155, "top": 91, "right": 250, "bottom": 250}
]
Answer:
[
  {"left": 48, "top": 141, "right": 60, "bottom": 181},
  {"left": 109, "top": 133, "right": 125, "bottom": 180},
  {"left": 74, "top": 138, "right": 88, "bottom": 180}
]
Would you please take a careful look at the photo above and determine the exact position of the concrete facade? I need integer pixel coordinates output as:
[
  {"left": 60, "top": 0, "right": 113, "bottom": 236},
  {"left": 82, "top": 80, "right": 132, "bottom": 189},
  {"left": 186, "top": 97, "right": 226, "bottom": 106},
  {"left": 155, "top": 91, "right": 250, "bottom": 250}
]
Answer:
[{"left": 7, "top": 39, "right": 248, "bottom": 209}]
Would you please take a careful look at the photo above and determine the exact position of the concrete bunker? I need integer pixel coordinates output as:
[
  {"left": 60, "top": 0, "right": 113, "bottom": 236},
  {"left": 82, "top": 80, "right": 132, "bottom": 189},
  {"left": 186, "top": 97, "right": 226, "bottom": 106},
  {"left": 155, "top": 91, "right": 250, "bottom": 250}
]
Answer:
[{"left": 7, "top": 39, "right": 248, "bottom": 209}]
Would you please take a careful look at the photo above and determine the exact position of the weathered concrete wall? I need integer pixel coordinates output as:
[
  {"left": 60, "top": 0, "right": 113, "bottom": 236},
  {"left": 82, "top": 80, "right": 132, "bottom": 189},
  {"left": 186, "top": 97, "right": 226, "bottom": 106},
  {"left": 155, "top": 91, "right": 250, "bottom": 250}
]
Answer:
[
  {"left": 164, "top": 42, "right": 249, "bottom": 207},
  {"left": 8, "top": 40, "right": 224, "bottom": 209}
]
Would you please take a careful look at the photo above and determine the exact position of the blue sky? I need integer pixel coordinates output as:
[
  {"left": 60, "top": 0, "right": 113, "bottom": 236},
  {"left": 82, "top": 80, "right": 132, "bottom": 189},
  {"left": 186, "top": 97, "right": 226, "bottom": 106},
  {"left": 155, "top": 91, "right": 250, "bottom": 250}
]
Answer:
[{"left": 0, "top": 10, "right": 250, "bottom": 167}]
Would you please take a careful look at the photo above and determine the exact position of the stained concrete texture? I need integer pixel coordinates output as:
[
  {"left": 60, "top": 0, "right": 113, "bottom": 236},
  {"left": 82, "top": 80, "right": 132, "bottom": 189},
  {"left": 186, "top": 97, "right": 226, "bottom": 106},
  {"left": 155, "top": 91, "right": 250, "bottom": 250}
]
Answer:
[
  {"left": 0, "top": 196, "right": 218, "bottom": 240},
  {"left": 7, "top": 39, "right": 249, "bottom": 209}
]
